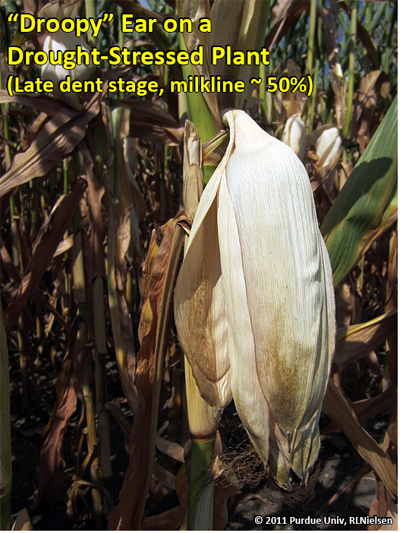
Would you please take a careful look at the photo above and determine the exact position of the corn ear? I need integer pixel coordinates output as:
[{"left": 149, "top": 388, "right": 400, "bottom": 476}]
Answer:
[
  {"left": 315, "top": 126, "right": 342, "bottom": 169},
  {"left": 175, "top": 110, "right": 335, "bottom": 487},
  {"left": 282, "top": 114, "right": 306, "bottom": 160}
]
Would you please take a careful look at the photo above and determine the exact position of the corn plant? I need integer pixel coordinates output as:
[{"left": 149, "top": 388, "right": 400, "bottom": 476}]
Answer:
[{"left": 0, "top": 0, "right": 397, "bottom": 530}]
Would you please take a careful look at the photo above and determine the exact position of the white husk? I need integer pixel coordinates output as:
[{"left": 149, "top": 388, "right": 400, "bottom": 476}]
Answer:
[
  {"left": 316, "top": 127, "right": 342, "bottom": 168},
  {"left": 282, "top": 114, "right": 306, "bottom": 160},
  {"left": 40, "top": 2, "right": 95, "bottom": 108},
  {"left": 174, "top": 110, "right": 335, "bottom": 486}
]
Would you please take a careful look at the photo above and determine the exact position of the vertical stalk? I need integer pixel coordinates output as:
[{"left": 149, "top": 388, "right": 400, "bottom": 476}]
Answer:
[
  {"left": 1, "top": 87, "right": 30, "bottom": 422},
  {"left": 185, "top": 361, "right": 216, "bottom": 530},
  {"left": 343, "top": 3, "right": 357, "bottom": 139},
  {"left": 63, "top": 159, "right": 71, "bottom": 316},
  {"left": 180, "top": 124, "right": 218, "bottom": 529},
  {"left": 0, "top": 302, "right": 12, "bottom": 530},
  {"left": 93, "top": 274, "right": 113, "bottom": 506},
  {"left": 365, "top": 3, "right": 371, "bottom": 33},
  {"left": 306, "top": 0, "right": 317, "bottom": 75},
  {"left": 73, "top": 225, "right": 103, "bottom": 527},
  {"left": 82, "top": 351, "right": 103, "bottom": 529},
  {"left": 178, "top": 33, "right": 216, "bottom": 184},
  {"left": 259, "top": 62, "right": 267, "bottom": 123},
  {"left": 309, "top": 60, "right": 319, "bottom": 133},
  {"left": 85, "top": 0, "right": 96, "bottom": 47}
]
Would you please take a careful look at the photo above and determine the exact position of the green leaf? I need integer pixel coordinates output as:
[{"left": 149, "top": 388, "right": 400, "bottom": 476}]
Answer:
[{"left": 321, "top": 95, "right": 397, "bottom": 287}]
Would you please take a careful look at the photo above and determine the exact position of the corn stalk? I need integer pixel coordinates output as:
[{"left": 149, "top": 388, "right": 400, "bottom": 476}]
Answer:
[{"left": 0, "top": 302, "right": 12, "bottom": 530}]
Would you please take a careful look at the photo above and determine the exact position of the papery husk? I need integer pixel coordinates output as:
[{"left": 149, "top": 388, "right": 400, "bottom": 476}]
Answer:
[
  {"left": 175, "top": 110, "right": 335, "bottom": 487},
  {"left": 315, "top": 126, "right": 342, "bottom": 169},
  {"left": 282, "top": 114, "right": 306, "bottom": 160}
]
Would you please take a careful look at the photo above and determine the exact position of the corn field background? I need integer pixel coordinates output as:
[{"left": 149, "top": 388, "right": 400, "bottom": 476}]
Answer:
[{"left": 0, "top": 0, "right": 397, "bottom": 530}]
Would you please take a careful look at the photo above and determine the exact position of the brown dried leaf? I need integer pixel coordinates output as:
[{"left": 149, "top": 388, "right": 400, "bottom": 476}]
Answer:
[
  {"left": 272, "top": 0, "right": 293, "bottom": 23},
  {"left": 141, "top": 506, "right": 183, "bottom": 530},
  {"left": 156, "top": 436, "right": 184, "bottom": 462},
  {"left": 265, "top": 1, "right": 336, "bottom": 69},
  {"left": 378, "top": 504, "right": 398, "bottom": 531},
  {"left": 108, "top": 214, "right": 188, "bottom": 530},
  {"left": 53, "top": 235, "right": 74, "bottom": 258},
  {"left": 122, "top": 98, "right": 184, "bottom": 146},
  {"left": 322, "top": 389, "right": 392, "bottom": 434},
  {"left": 4, "top": 180, "right": 87, "bottom": 332},
  {"left": 0, "top": 94, "right": 100, "bottom": 197},
  {"left": 106, "top": 107, "right": 139, "bottom": 416},
  {"left": 0, "top": 90, "right": 67, "bottom": 116},
  {"left": 213, "top": 464, "right": 240, "bottom": 530},
  {"left": 0, "top": 242, "right": 64, "bottom": 323},
  {"left": 332, "top": 311, "right": 397, "bottom": 372},
  {"left": 11, "top": 508, "right": 33, "bottom": 531},
  {"left": 34, "top": 360, "right": 77, "bottom": 506},
  {"left": 369, "top": 480, "right": 393, "bottom": 531},
  {"left": 323, "top": 379, "right": 397, "bottom": 497},
  {"left": 351, "top": 71, "right": 383, "bottom": 151}
]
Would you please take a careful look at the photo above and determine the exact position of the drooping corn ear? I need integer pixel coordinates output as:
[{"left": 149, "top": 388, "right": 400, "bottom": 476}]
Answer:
[
  {"left": 219, "top": 110, "right": 335, "bottom": 484},
  {"left": 282, "top": 114, "right": 306, "bottom": 161},
  {"left": 316, "top": 126, "right": 342, "bottom": 169},
  {"left": 175, "top": 110, "right": 335, "bottom": 488}
]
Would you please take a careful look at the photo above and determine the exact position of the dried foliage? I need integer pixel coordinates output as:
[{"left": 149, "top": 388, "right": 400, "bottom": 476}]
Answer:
[{"left": 1, "top": 0, "right": 397, "bottom": 531}]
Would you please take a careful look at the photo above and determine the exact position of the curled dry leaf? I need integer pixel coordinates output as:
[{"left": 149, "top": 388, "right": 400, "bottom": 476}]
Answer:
[
  {"left": 0, "top": 94, "right": 100, "bottom": 198},
  {"left": 323, "top": 379, "right": 397, "bottom": 498},
  {"left": 332, "top": 311, "right": 397, "bottom": 373},
  {"left": 4, "top": 179, "right": 87, "bottom": 333},
  {"left": 121, "top": 98, "right": 184, "bottom": 146},
  {"left": 34, "top": 338, "right": 77, "bottom": 508},
  {"left": 108, "top": 213, "right": 189, "bottom": 530}
]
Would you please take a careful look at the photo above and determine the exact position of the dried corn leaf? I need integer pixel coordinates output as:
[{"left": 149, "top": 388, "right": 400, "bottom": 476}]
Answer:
[
  {"left": 11, "top": 508, "right": 33, "bottom": 531},
  {"left": 106, "top": 106, "right": 139, "bottom": 416},
  {"left": 34, "top": 330, "right": 78, "bottom": 507},
  {"left": 333, "top": 311, "right": 397, "bottom": 372},
  {"left": 122, "top": 99, "right": 182, "bottom": 128},
  {"left": 108, "top": 214, "right": 187, "bottom": 530},
  {"left": 0, "top": 94, "right": 100, "bottom": 197},
  {"left": 4, "top": 180, "right": 87, "bottom": 332},
  {"left": 323, "top": 379, "right": 397, "bottom": 497},
  {"left": 351, "top": 71, "right": 383, "bottom": 151},
  {"left": 265, "top": 1, "right": 336, "bottom": 69},
  {"left": 0, "top": 90, "right": 66, "bottom": 116},
  {"left": 323, "top": 389, "right": 392, "bottom": 434},
  {"left": 0, "top": 243, "right": 67, "bottom": 329},
  {"left": 156, "top": 436, "right": 184, "bottom": 463}
]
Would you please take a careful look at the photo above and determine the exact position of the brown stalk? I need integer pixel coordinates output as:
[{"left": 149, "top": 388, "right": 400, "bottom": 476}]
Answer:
[{"left": 108, "top": 214, "right": 188, "bottom": 530}]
